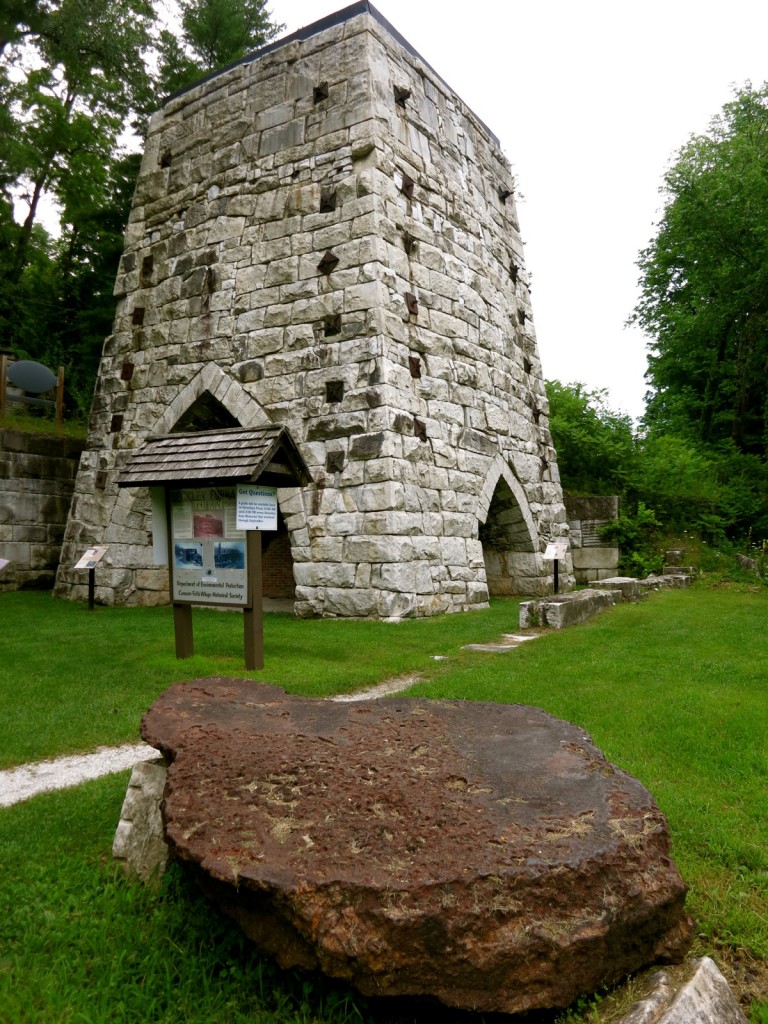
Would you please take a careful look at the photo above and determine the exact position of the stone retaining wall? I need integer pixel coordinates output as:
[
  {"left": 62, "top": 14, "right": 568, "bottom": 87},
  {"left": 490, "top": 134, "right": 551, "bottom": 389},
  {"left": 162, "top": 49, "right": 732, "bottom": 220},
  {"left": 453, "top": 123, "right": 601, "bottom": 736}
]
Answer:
[
  {"left": 55, "top": 3, "right": 572, "bottom": 616},
  {"left": 0, "top": 428, "right": 84, "bottom": 591}
]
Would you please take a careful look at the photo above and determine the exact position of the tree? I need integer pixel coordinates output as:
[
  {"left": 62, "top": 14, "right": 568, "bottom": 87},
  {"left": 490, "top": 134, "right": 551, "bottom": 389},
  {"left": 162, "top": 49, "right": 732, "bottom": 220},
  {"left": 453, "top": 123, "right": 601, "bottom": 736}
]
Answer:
[
  {"left": 0, "top": 0, "right": 155, "bottom": 284},
  {"left": 158, "top": 0, "right": 283, "bottom": 95},
  {"left": 0, "top": 1, "right": 49, "bottom": 57},
  {"left": 0, "top": 0, "right": 285, "bottom": 418},
  {"left": 634, "top": 83, "right": 768, "bottom": 458},
  {"left": 545, "top": 380, "right": 636, "bottom": 495},
  {"left": 546, "top": 379, "right": 768, "bottom": 545},
  {"left": 0, "top": 0, "right": 156, "bottom": 412}
]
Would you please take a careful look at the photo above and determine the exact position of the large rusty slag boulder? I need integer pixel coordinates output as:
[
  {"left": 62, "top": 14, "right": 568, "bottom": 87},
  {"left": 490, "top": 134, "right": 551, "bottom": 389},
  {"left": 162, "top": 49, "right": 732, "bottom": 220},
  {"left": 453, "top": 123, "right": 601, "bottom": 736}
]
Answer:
[{"left": 141, "top": 678, "right": 694, "bottom": 1015}]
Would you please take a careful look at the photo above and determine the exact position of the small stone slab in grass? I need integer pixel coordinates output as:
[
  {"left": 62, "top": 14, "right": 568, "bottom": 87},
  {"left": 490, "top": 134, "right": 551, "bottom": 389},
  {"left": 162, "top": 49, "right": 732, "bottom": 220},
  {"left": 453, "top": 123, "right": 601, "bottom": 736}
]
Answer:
[
  {"left": 142, "top": 678, "right": 694, "bottom": 1015},
  {"left": 619, "top": 957, "right": 748, "bottom": 1024}
]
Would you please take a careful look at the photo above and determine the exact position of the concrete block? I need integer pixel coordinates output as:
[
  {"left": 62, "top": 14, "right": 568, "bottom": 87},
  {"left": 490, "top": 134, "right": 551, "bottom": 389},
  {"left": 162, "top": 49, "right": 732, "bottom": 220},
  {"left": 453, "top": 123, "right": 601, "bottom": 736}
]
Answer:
[{"left": 594, "top": 576, "right": 644, "bottom": 602}]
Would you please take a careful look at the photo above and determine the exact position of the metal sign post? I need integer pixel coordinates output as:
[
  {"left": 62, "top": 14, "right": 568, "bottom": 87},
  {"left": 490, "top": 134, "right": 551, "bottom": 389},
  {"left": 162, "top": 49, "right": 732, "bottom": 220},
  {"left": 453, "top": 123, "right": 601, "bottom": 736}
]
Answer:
[
  {"left": 543, "top": 540, "right": 569, "bottom": 594},
  {"left": 74, "top": 546, "right": 110, "bottom": 609}
]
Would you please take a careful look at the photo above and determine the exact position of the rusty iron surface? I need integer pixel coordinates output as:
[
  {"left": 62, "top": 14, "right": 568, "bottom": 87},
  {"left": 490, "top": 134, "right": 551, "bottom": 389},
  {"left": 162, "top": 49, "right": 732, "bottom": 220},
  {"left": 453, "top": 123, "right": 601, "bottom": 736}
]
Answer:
[{"left": 142, "top": 678, "right": 694, "bottom": 1014}]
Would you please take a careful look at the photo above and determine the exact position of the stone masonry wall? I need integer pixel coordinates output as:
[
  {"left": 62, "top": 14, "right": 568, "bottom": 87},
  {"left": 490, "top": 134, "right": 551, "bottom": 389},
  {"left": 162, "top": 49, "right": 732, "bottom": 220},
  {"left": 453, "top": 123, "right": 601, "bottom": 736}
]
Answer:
[
  {"left": 55, "top": 3, "right": 572, "bottom": 616},
  {"left": 565, "top": 495, "right": 619, "bottom": 584},
  {"left": 0, "top": 429, "right": 85, "bottom": 591}
]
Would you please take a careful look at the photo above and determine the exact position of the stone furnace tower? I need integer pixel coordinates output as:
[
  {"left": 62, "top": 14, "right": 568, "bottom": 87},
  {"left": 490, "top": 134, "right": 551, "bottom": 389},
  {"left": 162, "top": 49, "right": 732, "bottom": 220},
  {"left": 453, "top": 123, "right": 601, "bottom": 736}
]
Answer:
[{"left": 55, "top": 2, "right": 572, "bottom": 617}]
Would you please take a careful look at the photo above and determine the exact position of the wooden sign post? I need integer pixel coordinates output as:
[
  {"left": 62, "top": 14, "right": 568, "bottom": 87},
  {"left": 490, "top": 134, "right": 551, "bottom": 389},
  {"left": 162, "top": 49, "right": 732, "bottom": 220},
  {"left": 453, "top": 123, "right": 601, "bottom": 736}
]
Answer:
[
  {"left": 117, "top": 425, "right": 311, "bottom": 672},
  {"left": 164, "top": 483, "right": 278, "bottom": 670}
]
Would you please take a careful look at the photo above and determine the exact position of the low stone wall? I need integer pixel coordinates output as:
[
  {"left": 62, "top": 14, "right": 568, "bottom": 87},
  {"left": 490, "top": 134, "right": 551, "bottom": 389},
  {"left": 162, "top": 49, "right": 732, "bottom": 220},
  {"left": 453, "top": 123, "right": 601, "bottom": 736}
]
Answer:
[
  {"left": 0, "top": 428, "right": 85, "bottom": 591},
  {"left": 519, "top": 588, "right": 620, "bottom": 630}
]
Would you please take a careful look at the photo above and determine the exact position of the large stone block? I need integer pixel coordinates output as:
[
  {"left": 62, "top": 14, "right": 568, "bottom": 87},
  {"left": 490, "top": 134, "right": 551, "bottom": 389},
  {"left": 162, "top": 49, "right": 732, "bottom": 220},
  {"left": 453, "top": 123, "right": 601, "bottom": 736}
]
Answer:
[
  {"left": 113, "top": 758, "right": 169, "bottom": 882},
  {"left": 520, "top": 588, "right": 619, "bottom": 630}
]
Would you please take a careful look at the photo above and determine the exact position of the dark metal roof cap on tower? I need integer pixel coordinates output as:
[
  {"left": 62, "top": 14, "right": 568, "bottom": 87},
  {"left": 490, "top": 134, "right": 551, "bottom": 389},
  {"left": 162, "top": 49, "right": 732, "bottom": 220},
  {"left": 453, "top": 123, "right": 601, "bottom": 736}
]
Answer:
[
  {"left": 117, "top": 425, "right": 312, "bottom": 489},
  {"left": 165, "top": 2, "right": 498, "bottom": 145}
]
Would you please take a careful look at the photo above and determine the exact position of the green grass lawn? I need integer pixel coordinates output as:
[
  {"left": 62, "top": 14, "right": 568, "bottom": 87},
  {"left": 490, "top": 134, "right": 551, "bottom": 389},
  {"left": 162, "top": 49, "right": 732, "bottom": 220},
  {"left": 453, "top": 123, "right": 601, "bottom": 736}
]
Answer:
[{"left": 1, "top": 586, "right": 766, "bottom": 1022}]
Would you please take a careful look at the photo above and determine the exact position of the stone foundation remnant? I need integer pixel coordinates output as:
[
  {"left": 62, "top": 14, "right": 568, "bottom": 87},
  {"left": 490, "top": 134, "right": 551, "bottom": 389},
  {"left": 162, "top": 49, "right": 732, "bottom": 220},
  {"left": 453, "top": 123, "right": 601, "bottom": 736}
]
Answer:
[
  {"left": 520, "top": 586, "right": 621, "bottom": 630},
  {"left": 140, "top": 677, "right": 694, "bottom": 1015},
  {"left": 565, "top": 495, "right": 619, "bottom": 584},
  {"left": 54, "top": 1, "right": 572, "bottom": 617}
]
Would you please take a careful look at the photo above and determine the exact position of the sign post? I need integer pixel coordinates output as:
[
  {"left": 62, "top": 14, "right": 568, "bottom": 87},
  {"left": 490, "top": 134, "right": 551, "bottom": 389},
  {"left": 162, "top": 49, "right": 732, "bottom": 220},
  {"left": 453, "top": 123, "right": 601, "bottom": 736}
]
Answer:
[
  {"left": 244, "top": 531, "right": 263, "bottom": 670},
  {"left": 543, "top": 540, "right": 569, "bottom": 594},
  {"left": 117, "top": 424, "right": 311, "bottom": 671},
  {"left": 163, "top": 484, "right": 279, "bottom": 670},
  {"left": 74, "top": 545, "right": 109, "bottom": 610}
]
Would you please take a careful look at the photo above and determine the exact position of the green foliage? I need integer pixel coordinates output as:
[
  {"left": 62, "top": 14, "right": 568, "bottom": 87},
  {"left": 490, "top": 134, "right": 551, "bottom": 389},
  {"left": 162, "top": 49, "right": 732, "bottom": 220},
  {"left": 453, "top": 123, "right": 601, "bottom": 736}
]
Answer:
[
  {"left": 547, "top": 380, "right": 768, "bottom": 559},
  {"left": 545, "top": 380, "right": 636, "bottom": 495},
  {"left": 0, "top": 0, "right": 156, "bottom": 413},
  {"left": 634, "top": 82, "right": 768, "bottom": 458},
  {"left": 633, "top": 436, "right": 768, "bottom": 541},
  {"left": 158, "top": 0, "right": 283, "bottom": 94},
  {"left": 599, "top": 501, "right": 663, "bottom": 577},
  {"left": 0, "top": 0, "right": 284, "bottom": 416}
]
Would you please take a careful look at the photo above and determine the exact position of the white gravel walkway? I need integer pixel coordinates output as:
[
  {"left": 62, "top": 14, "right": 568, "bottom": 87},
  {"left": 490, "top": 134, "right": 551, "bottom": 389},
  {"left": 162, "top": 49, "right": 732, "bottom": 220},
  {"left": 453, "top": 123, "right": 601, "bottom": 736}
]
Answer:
[
  {"left": 0, "top": 742, "right": 153, "bottom": 808},
  {"left": 1, "top": 633, "right": 541, "bottom": 809},
  {"left": 0, "top": 678, "right": 422, "bottom": 808}
]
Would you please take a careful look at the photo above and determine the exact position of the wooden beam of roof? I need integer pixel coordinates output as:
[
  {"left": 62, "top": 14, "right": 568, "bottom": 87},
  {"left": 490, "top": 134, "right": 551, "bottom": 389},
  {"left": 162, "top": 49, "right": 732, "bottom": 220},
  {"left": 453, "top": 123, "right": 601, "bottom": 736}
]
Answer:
[{"left": 116, "top": 425, "right": 312, "bottom": 489}]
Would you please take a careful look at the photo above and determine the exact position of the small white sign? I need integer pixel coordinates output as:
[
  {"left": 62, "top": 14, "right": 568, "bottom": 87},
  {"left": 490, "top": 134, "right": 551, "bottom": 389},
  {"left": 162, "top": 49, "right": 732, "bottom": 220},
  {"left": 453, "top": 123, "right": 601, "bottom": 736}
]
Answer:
[
  {"left": 236, "top": 485, "right": 278, "bottom": 531},
  {"left": 0, "top": 558, "right": 10, "bottom": 572},
  {"left": 543, "top": 540, "right": 569, "bottom": 560},
  {"left": 75, "top": 545, "right": 109, "bottom": 570}
]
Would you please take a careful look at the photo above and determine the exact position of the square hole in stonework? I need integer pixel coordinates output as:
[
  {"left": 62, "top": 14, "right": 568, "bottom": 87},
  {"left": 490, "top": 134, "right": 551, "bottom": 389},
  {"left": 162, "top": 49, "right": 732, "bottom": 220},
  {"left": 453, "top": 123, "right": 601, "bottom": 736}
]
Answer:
[
  {"left": 325, "top": 380, "right": 344, "bottom": 403},
  {"left": 320, "top": 188, "right": 337, "bottom": 213},
  {"left": 326, "top": 451, "right": 345, "bottom": 473},
  {"left": 324, "top": 315, "right": 341, "bottom": 337},
  {"left": 140, "top": 255, "right": 154, "bottom": 284}
]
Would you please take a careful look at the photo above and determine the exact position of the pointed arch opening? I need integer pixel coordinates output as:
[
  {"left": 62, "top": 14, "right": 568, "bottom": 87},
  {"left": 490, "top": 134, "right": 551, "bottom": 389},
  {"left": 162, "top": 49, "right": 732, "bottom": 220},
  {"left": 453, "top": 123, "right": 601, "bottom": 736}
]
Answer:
[
  {"left": 170, "top": 391, "right": 239, "bottom": 433},
  {"left": 477, "top": 460, "right": 540, "bottom": 596}
]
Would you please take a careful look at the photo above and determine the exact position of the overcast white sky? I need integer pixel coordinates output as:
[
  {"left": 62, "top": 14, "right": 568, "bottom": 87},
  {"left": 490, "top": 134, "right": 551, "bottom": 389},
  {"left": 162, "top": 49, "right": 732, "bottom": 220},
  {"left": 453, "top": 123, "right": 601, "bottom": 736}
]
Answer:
[{"left": 269, "top": 0, "right": 768, "bottom": 420}]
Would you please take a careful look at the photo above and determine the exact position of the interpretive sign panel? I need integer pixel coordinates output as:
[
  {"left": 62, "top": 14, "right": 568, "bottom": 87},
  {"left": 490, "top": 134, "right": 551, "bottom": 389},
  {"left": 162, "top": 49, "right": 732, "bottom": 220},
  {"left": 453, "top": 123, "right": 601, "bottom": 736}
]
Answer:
[
  {"left": 236, "top": 484, "right": 278, "bottom": 531},
  {"left": 170, "top": 486, "right": 248, "bottom": 606},
  {"left": 75, "top": 545, "right": 109, "bottom": 570},
  {"left": 543, "top": 541, "right": 569, "bottom": 561}
]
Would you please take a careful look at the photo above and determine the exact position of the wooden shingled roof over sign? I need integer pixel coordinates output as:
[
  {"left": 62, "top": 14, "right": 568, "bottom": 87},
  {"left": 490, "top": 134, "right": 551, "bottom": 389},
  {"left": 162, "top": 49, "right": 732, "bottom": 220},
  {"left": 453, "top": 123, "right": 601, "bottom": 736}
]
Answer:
[{"left": 117, "top": 425, "right": 312, "bottom": 489}]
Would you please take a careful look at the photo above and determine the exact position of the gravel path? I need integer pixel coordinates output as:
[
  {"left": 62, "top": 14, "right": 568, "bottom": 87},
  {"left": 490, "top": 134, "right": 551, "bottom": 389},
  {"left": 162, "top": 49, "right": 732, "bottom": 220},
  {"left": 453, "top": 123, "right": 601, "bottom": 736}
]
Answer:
[
  {"left": 0, "top": 678, "right": 422, "bottom": 808},
  {"left": 0, "top": 742, "right": 153, "bottom": 808},
  {"left": 2, "top": 634, "right": 540, "bottom": 809}
]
